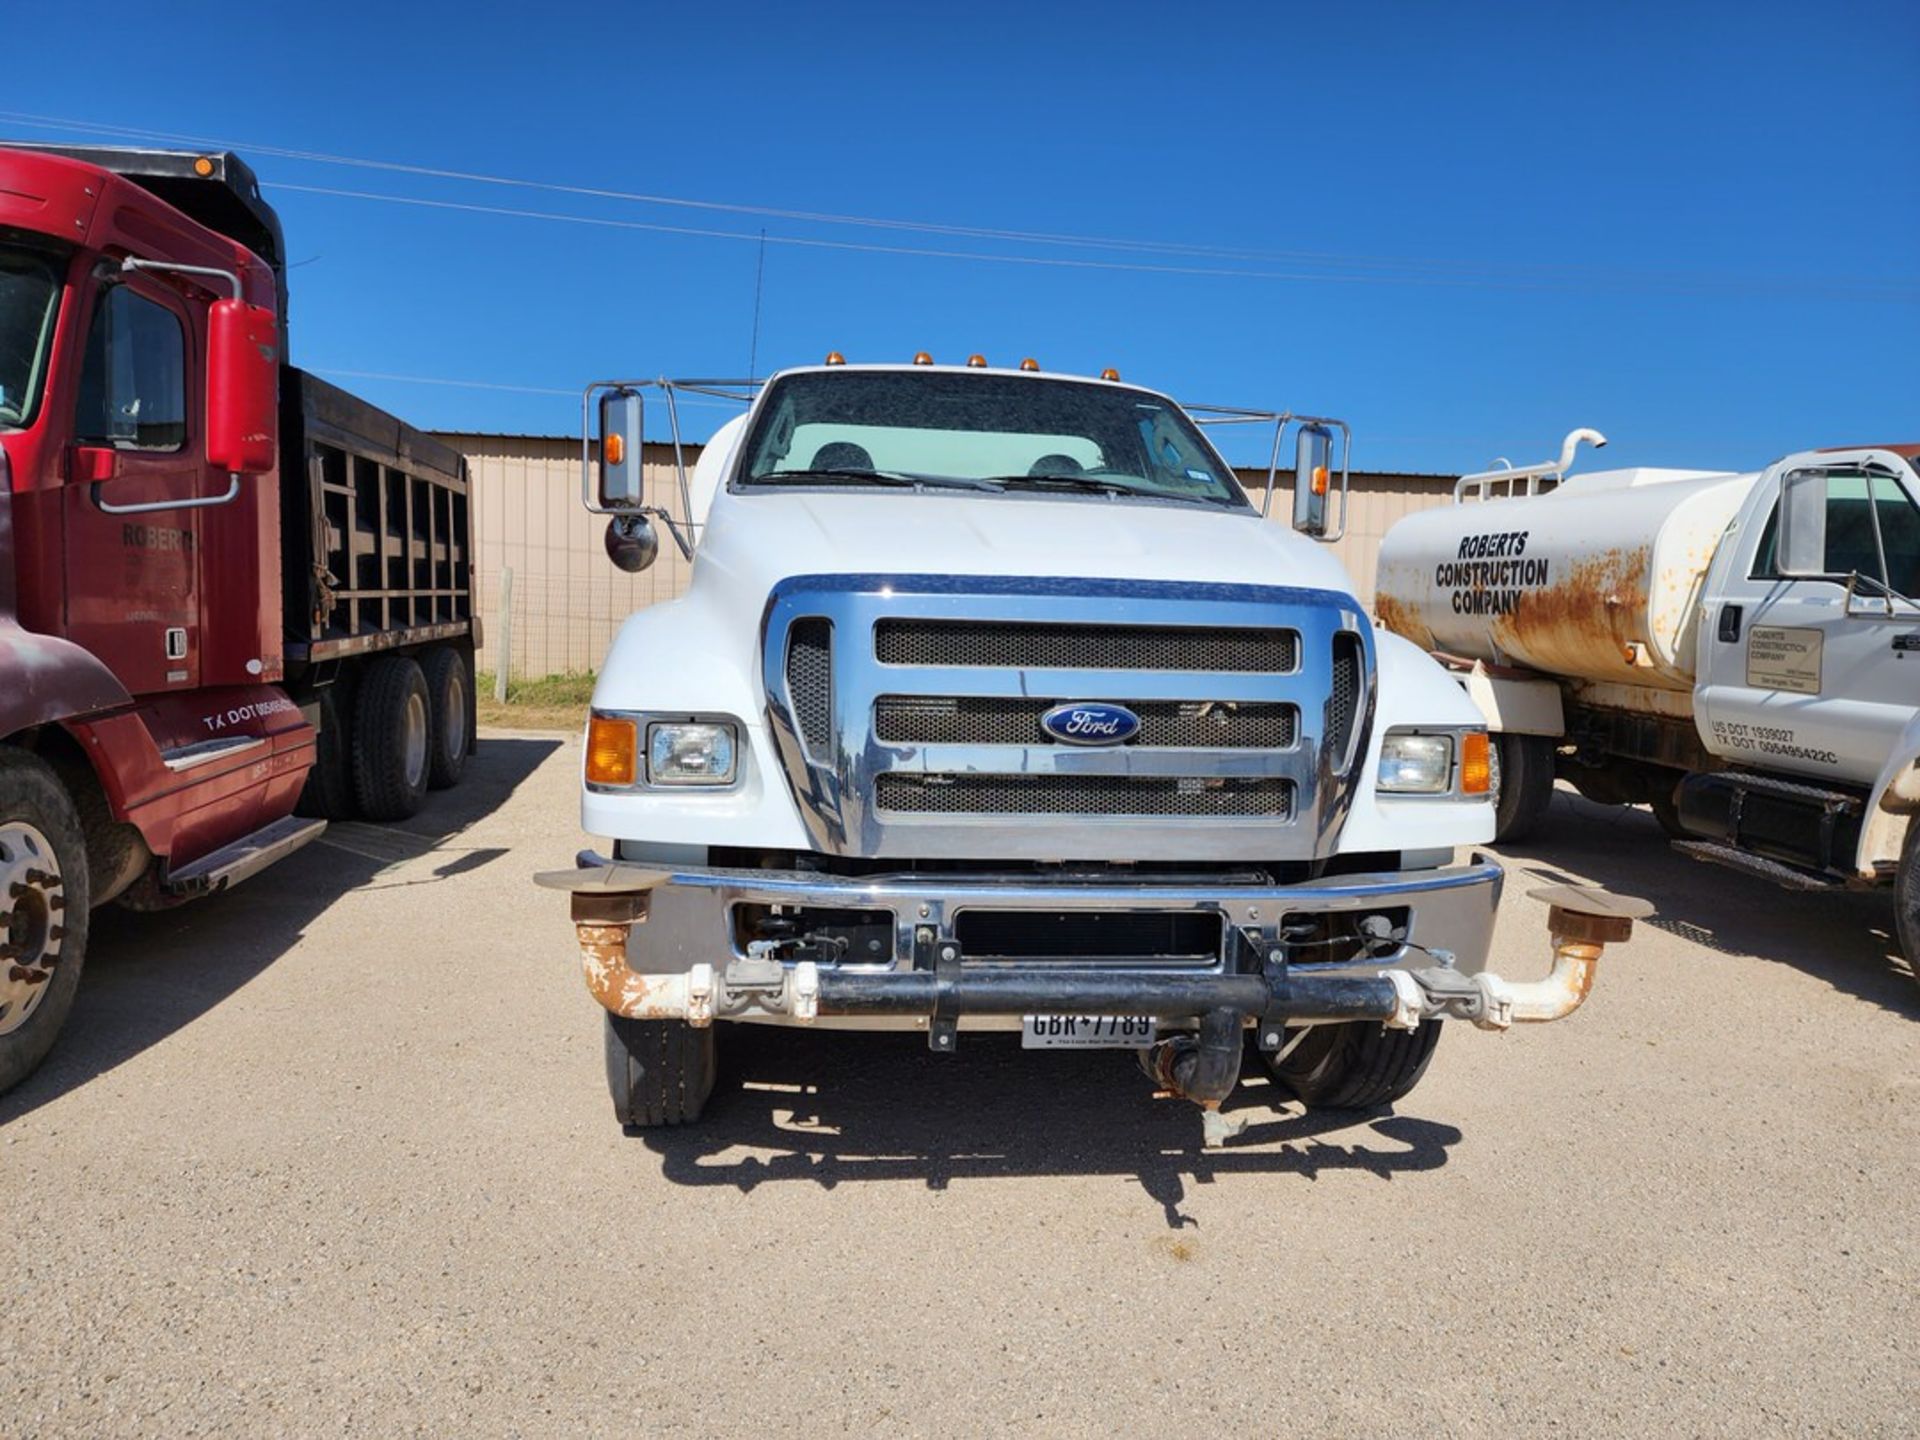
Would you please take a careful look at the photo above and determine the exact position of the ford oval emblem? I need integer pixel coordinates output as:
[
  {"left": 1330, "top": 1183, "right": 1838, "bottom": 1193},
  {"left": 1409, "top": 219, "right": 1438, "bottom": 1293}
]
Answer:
[{"left": 1040, "top": 702, "right": 1141, "bottom": 746}]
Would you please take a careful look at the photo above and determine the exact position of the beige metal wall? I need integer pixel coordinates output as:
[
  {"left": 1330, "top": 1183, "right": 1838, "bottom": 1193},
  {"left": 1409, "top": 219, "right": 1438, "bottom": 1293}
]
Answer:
[{"left": 442, "top": 432, "right": 1458, "bottom": 681}]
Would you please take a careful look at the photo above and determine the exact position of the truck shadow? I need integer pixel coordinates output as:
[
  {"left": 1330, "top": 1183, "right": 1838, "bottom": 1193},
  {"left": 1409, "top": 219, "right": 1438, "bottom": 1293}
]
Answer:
[
  {"left": 1500, "top": 789, "right": 1917, "bottom": 1016},
  {"left": 0, "top": 735, "right": 562, "bottom": 1126},
  {"left": 640, "top": 1028, "right": 1460, "bottom": 1228}
]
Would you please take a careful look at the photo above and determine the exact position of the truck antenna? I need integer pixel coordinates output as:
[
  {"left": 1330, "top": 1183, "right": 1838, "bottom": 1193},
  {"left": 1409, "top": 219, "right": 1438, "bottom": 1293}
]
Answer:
[{"left": 747, "top": 228, "right": 767, "bottom": 381}]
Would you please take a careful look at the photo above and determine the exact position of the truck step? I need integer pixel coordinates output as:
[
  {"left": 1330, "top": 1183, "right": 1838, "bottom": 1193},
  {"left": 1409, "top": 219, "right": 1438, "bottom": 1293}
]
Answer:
[
  {"left": 162, "top": 815, "right": 328, "bottom": 898},
  {"left": 1671, "top": 840, "right": 1840, "bottom": 892}
]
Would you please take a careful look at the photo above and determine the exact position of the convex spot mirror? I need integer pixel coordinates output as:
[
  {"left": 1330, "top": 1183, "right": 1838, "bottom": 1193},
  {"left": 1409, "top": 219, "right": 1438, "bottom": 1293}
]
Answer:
[
  {"left": 605, "top": 515, "right": 658, "bottom": 573},
  {"left": 205, "top": 298, "right": 279, "bottom": 475},
  {"left": 598, "top": 389, "right": 645, "bottom": 509},
  {"left": 1292, "top": 424, "right": 1333, "bottom": 538}
]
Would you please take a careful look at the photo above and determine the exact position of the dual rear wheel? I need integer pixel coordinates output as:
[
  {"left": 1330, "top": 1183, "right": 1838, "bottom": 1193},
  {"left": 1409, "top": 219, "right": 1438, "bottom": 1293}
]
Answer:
[{"left": 300, "top": 646, "right": 471, "bottom": 823}]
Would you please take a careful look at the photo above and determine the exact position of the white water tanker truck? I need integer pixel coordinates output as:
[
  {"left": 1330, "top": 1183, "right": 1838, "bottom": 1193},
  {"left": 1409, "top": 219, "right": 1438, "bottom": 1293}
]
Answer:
[
  {"left": 1375, "top": 431, "right": 1919, "bottom": 968},
  {"left": 534, "top": 360, "right": 1649, "bottom": 1142}
]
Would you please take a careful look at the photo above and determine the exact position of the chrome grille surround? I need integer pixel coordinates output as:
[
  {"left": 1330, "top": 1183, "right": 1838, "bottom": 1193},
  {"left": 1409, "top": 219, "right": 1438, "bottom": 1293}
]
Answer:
[{"left": 761, "top": 574, "right": 1374, "bottom": 862}]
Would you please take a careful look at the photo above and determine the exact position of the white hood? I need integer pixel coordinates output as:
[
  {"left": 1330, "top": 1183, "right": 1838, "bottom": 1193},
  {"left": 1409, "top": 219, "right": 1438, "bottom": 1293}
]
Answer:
[{"left": 691, "top": 487, "right": 1358, "bottom": 602}]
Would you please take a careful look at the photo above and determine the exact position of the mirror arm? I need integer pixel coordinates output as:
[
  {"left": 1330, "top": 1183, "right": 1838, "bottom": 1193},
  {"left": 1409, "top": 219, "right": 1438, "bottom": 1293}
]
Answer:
[{"left": 121, "top": 256, "right": 242, "bottom": 301}]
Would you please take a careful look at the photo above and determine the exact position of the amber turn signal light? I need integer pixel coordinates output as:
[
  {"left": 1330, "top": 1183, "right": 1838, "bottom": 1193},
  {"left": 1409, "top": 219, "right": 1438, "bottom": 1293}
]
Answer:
[
  {"left": 603, "top": 432, "right": 625, "bottom": 467},
  {"left": 1311, "top": 464, "right": 1329, "bottom": 497},
  {"left": 1460, "top": 732, "right": 1492, "bottom": 795},
  {"left": 586, "top": 714, "right": 639, "bottom": 787}
]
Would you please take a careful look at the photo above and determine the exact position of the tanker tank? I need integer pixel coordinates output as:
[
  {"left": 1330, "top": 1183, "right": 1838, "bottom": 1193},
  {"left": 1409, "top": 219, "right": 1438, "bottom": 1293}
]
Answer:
[{"left": 1375, "top": 467, "right": 1756, "bottom": 693}]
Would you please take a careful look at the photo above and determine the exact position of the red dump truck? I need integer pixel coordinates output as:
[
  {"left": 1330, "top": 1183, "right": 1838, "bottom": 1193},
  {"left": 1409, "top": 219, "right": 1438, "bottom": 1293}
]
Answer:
[{"left": 0, "top": 143, "right": 478, "bottom": 1091}]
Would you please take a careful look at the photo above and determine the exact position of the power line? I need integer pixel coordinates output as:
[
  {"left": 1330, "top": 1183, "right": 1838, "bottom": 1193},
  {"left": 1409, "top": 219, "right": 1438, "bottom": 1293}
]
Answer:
[{"left": 5, "top": 108, "right": 1914, "bottom": 301}]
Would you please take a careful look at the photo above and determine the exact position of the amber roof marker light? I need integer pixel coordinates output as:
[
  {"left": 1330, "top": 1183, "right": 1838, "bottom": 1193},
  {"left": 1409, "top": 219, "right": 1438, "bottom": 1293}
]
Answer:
[
  {"left": 1019, "top": 357, "right": 1041, "bottom": 372},
  {"left": 966, "top": 354, "right": 988, "bottom": 368},
  {"left": 823, "top": 350, "right": 846, "bottom": 365},
  {"left": 912, "top": 351, "right": 934, "bottom": 366},
  {"left": 192, "top": 156, "right": 215, "bottom": 177},
  {"left": 1100, "top": 367, "right": 1121, "bottom": 381}
]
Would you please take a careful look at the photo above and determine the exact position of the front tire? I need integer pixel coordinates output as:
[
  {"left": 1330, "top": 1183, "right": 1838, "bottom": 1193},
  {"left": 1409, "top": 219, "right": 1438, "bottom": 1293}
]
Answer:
[
  {"left": 352, "top": 656, "right": 432, "bottom": 821},
  {"left": 604, "top": 1013, "right": 717, "bottom": 1127},
  {"left": 1491, "top": 734, "right": 1556, "bottom": 844},
  {"left": 1254, "top": 1020, "right": 1443, "bottom": 1110},
  {"left": 0, "top": 752, "right": 91, "bottom": 1095}
]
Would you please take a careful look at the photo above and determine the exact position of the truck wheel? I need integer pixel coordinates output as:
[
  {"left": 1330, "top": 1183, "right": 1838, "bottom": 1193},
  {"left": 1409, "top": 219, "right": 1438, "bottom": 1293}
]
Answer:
[
  {"left": 1491, "top": 734, "right": 1556, "bottom": 844},
  {"left": 295, "top": 683, "right": 358, "bottom": 821},
  {"left": 352, "top": 656, "right": 432, "bottom": 822},
  {"left": 420, "top": 647, "right": 470, "bottom": 791},
  {"left": 1898, "top": 823, "right": 1919, "bottom": 984},
  {"left": 0, "top": 752, "right": 91, "bottom": 1095},
  {"left": 604, "top": 1012, "right": 717, "bottom": 1127},
  {"left": 1254, "top": 1019, "right": 1443, "bottom": 1110}
]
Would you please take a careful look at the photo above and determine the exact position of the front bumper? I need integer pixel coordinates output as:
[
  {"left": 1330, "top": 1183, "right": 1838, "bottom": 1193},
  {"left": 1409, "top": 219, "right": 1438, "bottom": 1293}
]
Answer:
[{"left": 537, "top": 853, "right": 1638, "bottom": 1035}]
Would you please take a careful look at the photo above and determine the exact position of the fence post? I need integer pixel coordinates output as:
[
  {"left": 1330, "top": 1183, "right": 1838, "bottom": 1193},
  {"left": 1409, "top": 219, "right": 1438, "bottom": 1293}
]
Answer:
[{"left": 494, "top": 566, "right": 513, "bottom": 703}]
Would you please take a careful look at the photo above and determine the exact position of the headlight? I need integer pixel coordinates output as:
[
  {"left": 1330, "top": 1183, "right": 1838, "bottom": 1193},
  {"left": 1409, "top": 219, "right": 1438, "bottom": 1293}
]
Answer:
[
  {"left": 646, "top": 721, "right": 738, "bottom": 786},
  {"left": 1377, "top": 731, "right": 1453, "bottom": 794}
]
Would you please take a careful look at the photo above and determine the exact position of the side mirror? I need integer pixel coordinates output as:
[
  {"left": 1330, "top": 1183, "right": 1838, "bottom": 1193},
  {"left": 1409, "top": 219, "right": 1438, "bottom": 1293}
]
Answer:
[
  {"left": 205, "top": 298, "right": 278, "bottom": 475},
  {"left": 1774, "top": 470, "right": 1828, "bottom": 577},
  {"left": 1292, "top": 424, "right": 1333, "bottom": 538},
  {"left": 598, "top": 389, "right": 645, "bottom": 509}
]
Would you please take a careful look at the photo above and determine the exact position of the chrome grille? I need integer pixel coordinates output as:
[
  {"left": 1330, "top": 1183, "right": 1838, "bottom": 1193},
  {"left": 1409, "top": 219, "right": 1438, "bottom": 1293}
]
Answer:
[
  {"left": 874, "top": 696, "right": 1295, "bottom": 749},
  {"left": 875, "top": 773, "right": 1295, "bottom": 818},
  {"left": 785, "top": 618, "right": 833, "bottom": 759},
  {"left": 874, "top": 619, "right": 1296, "bottom": 673}
]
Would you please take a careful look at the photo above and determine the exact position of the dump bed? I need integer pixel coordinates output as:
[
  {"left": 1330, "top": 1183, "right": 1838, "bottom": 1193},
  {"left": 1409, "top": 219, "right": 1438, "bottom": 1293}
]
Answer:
[{"left": 279, "top": 368, "right": 475, "bottom": 669}]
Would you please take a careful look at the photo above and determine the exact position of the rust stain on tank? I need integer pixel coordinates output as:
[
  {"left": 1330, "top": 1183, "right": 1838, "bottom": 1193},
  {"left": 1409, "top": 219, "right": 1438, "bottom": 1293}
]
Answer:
[
  {"left": 1373, "top": 590, "right": 1434, "bottom": 650},
  {"left": 1493, "top": 547, "right": 1649, "bottom": 681}
]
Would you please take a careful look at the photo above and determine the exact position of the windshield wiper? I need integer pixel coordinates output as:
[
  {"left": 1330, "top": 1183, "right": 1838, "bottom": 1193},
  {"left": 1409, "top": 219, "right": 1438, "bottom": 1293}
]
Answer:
[
  {"left": 982, "top": 474, "right": 1223, "bottom": 506},
  {"left": 749, "top": 467, "right": 1002, "bottom": 492}
]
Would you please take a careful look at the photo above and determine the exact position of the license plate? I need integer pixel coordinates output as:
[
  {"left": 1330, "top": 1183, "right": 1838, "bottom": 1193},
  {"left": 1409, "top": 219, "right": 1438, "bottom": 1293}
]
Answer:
[{"left": 1021, "top": 1015, "right": 1156, "bottom": 1048}]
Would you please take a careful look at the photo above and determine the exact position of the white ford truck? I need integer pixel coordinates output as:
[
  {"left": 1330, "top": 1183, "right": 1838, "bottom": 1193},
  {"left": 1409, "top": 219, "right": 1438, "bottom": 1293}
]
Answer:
[
  {"left": 537, "top": 362, "right": 1647, "bottom": 1142},
  {"left": 1376, "top": 431, "right": 1919, "bottom": 969}
]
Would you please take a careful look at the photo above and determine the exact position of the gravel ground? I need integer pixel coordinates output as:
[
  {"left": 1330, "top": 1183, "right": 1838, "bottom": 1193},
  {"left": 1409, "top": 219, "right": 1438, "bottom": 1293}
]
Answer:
[{"left": 5, "top": 731, "right": 1915, "bottom": 1437}]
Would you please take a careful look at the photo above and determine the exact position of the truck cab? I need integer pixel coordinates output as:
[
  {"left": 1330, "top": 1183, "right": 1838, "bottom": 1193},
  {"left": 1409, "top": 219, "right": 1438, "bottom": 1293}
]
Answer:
[{"left": 540, "top": 360, "right": 1647, "bottom": 1142}]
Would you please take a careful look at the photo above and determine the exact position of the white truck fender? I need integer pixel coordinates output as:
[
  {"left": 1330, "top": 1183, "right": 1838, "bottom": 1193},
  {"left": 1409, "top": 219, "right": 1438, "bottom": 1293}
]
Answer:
[
  {"left": 1854, "top": 717, "right": 1920, "bottom": 877},
  {"left": 1336, "top": 630, "right": 1498, "bottom": 855},
  {"left": 1461, "top": 660, "right": 1566, "bottom": 738}
]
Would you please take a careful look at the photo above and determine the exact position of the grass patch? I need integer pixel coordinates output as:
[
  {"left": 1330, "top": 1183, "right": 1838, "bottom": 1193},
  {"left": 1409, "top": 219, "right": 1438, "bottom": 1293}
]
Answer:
[{"left": 476, "top": 671, "right": 594, "bottom": 731}]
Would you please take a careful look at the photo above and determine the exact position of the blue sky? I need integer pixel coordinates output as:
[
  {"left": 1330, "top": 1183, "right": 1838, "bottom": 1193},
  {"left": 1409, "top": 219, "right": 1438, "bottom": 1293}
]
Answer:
[{"left": 8, "top": 0, "right": 1915, "bottom": 474}]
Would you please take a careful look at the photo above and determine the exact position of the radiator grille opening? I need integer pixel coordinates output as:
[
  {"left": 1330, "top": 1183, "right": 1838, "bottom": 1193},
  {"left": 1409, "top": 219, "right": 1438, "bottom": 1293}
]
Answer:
[
  {"left": 874, "top": 619, "right": 1297, "bottom": 673},
  {"left": 785, "top": 618, "right": 833, "bottom": 759},
  {"left": 955, "top": 909, "right": 1224, "bottom": 965},
  {"left": 874, "top": 696, "right": 1296, "bottom": 749},
  {"left": 876, "top": 773, "right": 1294, "bottom": 818},
  {"left": 1328, "top": 632, "right": 1362, "bottom": 769}
]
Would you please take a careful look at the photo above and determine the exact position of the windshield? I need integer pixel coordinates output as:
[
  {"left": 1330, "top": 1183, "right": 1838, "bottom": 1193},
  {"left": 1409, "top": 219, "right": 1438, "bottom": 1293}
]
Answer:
[
  {"left": 735, "top": 369, "right": 1250, "bottom": 508},
  {"left": 0, "top": 242, "right": 64, "bottom": 431}
]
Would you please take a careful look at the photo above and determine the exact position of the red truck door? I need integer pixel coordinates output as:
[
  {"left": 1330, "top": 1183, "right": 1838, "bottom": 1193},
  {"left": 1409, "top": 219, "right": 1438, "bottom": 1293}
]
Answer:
[{"left": 64, "top": 273, "right": 205, "bottom": 697}]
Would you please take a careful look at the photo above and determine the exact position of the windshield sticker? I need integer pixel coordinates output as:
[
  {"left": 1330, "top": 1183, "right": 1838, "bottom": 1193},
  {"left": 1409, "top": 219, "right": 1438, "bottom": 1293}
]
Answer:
[{"left": 1745, "top": 626, "right": 1822, "bottom": 695}]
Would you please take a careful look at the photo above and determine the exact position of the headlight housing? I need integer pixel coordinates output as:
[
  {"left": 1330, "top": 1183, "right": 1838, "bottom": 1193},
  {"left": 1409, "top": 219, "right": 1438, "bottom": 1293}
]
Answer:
[
  {"left": 1378, "top": 732, "right": 1453, "bottom": 793},
  {"left": 646, "top": 721, "right": 738, "bottom": 786},
  {"left": 1376, "top": 728, "right": 1491, "bottom": 797}
]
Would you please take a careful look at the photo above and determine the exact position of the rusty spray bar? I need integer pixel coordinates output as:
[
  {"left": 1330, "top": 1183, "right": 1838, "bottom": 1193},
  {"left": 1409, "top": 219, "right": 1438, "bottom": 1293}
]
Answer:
[{"left": 570, "top": 884, "right": 1651, "bottom": 1035}]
